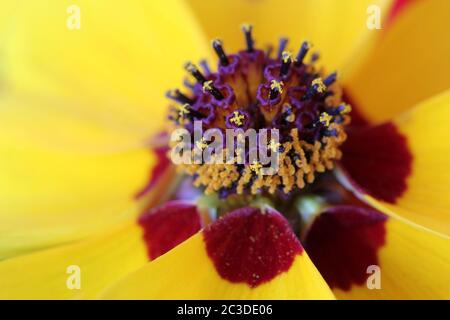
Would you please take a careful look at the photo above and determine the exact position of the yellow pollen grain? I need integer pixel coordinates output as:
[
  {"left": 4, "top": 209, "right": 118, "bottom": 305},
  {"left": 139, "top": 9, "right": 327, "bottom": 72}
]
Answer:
[
  {"left": 319, "top": 112, "right": 332, "bottom": 126},
  {"left": 203, "top": 80, "right": 213, "bottom": 93},
  {"left": 185, "top": 62, "right": 197, "bottom": 73},
  {"left": 229, "top": 111, "right": 245, "bottom": 127},
  {"left": 282, "top": 51, "right": 293, "bottom": 63},
  {"left": 241, "top": 23, "right": 252, "bottom": 32},
  {"left": 196, "top": 138, "right": 208, "bottom": 150},
  {"left": 249, "top": 160, "right": 263, "bottom": 173},
  {"left": 312, "top": 78, "right": 326, "bottom": 93},
  {"left": 270, "top": 80, "right": 284, "bottom": 93},
  {"left": 268, "top": 139, "right": 281, "bottom": 152},
  {"left": 341, "top": 103, "right": 352, "bottom": 114},
  {"left": 176, "top": 103, "right": 190, "bottom": 115}
]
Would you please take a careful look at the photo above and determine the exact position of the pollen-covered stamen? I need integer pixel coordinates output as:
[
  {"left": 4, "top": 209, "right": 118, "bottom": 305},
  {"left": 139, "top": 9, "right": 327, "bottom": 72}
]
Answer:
[
  {"left": 324, "top": 72, "right": 337, "bottom": 86},
  {"left": 280, "top": 51, "right": 294, "bottom": 77},
  {"left": 241, "top": 23, "right": 254, "bottom": 52},
  {"left": 277, "top": 38, "right": 289, "bottom": 60},
  {"left": 268, "top": 139, "right": 281, "bottom": 152},
  {"left": 229, "top": 111, "right": 245, "bottom": 126},
  {"left": 212, "top": 39, "right": 230, "bottom": 66},
  {"left": 303, "top": 77, "right": 327, "bottom": 100},
  {"left": 295, "top": 41, "right": 311, "bottom": 66},
  {"left": 319, "top": 112, "right": 333, "bottom": 127},
  {"left": 166, "top": 89, "right": 194, "bottom": 105},
  {"left": 269, "top": 79, "right": 284, "bottom": 100},
  {"left": 203, "top": 80, "right": 225, "bottom": 100},
  {"left": 168, "top": 26, "right": 351, "bottom": 197},
  {"left": 185, "top": 62, "right": 208, "bottom": 84}
]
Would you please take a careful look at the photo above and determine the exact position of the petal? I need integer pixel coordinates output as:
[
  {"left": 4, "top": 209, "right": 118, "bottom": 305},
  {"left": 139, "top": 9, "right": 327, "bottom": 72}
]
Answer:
[
  {"left": 339, "top": 90, "right": 450, "bottom": 236},
  {"left": 2, "top": 0, "right": 210, "bottom": 140},
  {"left": 0, "top": 201, "right": 202, "bottom": 299},
  {"left": 304, "top": 205, "right": 450, "bottom": 299},
  {"left": 344, "top": 0, "right": 450, "bottom": 123},
  {"left": 101, "top": 207, "right": 334, "bottom": 299},
  {"left": 187, "top": 0, "right": 392, "bottom": 71},
  {"left": 0, "top": 95, "right": 151, "bottom": 152},
  {"left": 0, "top": 141, "right": 163, "bottom": 259}
]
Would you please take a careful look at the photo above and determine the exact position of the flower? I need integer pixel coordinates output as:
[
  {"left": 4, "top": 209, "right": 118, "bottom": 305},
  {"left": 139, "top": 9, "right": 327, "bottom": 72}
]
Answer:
[{"left": 0, "top": 0, "right": 449, "bottom": 300}]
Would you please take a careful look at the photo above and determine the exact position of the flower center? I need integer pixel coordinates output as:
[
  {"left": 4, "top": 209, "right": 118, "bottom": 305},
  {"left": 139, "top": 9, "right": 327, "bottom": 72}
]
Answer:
[{"left": 167, "top": 25, "right": 351, "bottom": 198}]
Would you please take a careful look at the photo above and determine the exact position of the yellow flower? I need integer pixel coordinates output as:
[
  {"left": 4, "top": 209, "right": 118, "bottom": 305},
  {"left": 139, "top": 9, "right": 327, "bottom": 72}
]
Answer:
[{"left": 0, "top": 0, "right": 449, "bottom": 300}]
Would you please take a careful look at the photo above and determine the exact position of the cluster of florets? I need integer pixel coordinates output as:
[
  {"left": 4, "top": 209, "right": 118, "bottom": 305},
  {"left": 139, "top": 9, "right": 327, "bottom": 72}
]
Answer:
[{"left": 167, "top": 25, "right": 351, "bottom": 197}]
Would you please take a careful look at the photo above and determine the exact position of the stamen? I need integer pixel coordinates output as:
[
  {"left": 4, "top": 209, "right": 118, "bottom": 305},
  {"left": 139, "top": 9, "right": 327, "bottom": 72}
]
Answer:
[
  {"left": 200, "top": 60, "right": 212, "bottom": 76},
  {"left": 295, "top": 41, "right": 311, "bottom": 66},
  {"left": 229, "top": 111, "right": 246, "bottom": 127},
  {"left": 249, "top": 160, "right": 263, "bottom": 174},
  {"left": 282, "top": 103, "right": 296, "bottom": 123},
  {"left": 268, "top": 139, "right": 281, "bottom": 152},
  {"left": 280, "top": 51, "right": 293, "bottom": 77},
  {"left": 241, "top": 23, "right": 254, "bottom": 52},
  {"left": 312, "top": 78, "right": 326, "bottom": 93},
  {"left": 324, "top": 72, "right": 337, "bottom": 86},
  {"left": 302, "top": 77, "right": 326, "bottom": 100},
  {"left": 319, "top": 112, "right": 333, "bottom": 127},
  {"left": 196, "top": 137, "right": 208, "bottom": 150},
  {"left": 185, "top": 62, "right": 207, "bottom": 84},
  {"left": 173, "top": 103, "right": 205, "bottom": 121},
  {"left": 212, "top": 39, "right": 229, "bottom": 66},
  {"left": 269, "top": 79, "right": 284, "bottom": 100},
  {"left": 166, "top": 89, "right": 194, "bottom": 104},
  {"left": 203, "top": 80, "right": 225, "bottom": 100},
  {"left": 277, "top": 38, "right": 289, "bottom": 60}
]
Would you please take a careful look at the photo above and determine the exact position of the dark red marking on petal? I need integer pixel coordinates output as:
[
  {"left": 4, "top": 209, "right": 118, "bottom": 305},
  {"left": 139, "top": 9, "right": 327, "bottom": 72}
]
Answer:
[
  {"left": 386, "top": 0, "right": 419, "bottom": 27},
  {"left": 203, "top": 207, "right": 303, "bottom": 288},
  {"left": 138, "top": 201, "right": 202, "bottom": 260},
  {"left": 340, "top": 122, "right": 413, "bottom": 203},
  {"left": 304, "top": 205, "right": 387, "bottom": 291},
  {"left": 135, "top": 145, "right": 171, "bottom": 199}
]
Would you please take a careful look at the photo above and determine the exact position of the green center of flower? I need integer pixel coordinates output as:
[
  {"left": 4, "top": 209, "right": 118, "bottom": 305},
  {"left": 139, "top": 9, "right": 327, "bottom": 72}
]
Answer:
[{"left": 167, "top": 25, "right": 351, "bottom": 199}]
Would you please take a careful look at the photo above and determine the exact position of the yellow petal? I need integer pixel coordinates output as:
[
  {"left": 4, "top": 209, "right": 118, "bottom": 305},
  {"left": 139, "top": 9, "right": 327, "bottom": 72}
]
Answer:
[
  {"left": 0, "top": 201, "right": 203, "bottom": 299},
  {"left": 344, "top": 0, "right": 450, "bottom": 123},
  {"left": 102, "top": 207, "right": 334, "bottom": 299},
  {"left": 334, "top": 217, "right": 450, "bottom": 299},
  {"left": 2, "top": 0, "right": 210, "bottom": 142},
  {"left": 0, "top": 139, "right": 160, "bottom": 259},
  {"left": 0, "top": 95, "right": 152, "bottom": 152},
  {"left": 339, "top": 90, "right": 450, "bottom": 237},
  {"left": 187, "top": 0, "right": 391, "bottom": 72},
  {"left": 0, "top": 223, "right": 147, "bottom": 299}
]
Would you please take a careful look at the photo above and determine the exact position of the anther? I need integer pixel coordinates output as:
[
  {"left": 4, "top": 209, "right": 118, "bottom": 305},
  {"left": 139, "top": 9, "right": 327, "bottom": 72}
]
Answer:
[
  {"left": 175, "top": 103, "right": 205, "bottom": 120},
  {"left": 241, "top": 23, "right": 254, "bottom": 52},
  {"left": 323, "top": 72, "right": 337, "bottom": 86},
  {"left": 302, "top": 77, "right": 326, "bottom": 100},
  {"left": 319, "top": 112, "right": 333, "bottom": 127},
  {"left": 166, "top": 89, "right": 194, "bottom": 104},
  {"left": 269, "top": 80, "right": 284, "bottom": 100},
  {"left": 280, "top": 51, "right": 293, "bottom": 77},
  {"left": 212, "top": 39, "right": 230, "bottom": 66},
  {"left": 282, "top": 104, "right": 296, "bottom": 123},
  {"left": 277, "top": 38, "right": 289, "bottom": 60},
  {"left": 268, "top": 139, "right": 281, "bottom": 152},
  {"left": 229, "top": 111, "right": 246, "bottom": 127},
  {"left": 185, "top": 62, "right": 207, "bottom": 84},
  {"left": 203, "top": 80, "right": 224, "bottom": 100},
  {"left": 295, "top": 41, "right": 311, "bottom": 66},
  {"left": 249, "top": 160, "right": 263, "bottom": 173},
  {"left": 196, "top": 137, "right": 209, "bottom": 150}
]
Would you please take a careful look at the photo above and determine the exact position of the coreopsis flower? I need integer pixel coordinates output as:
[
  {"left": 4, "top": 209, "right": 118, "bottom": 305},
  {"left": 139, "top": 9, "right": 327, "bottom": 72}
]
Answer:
[{"left": 0, "top": 0, "right": 449, "bottom": 300}]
